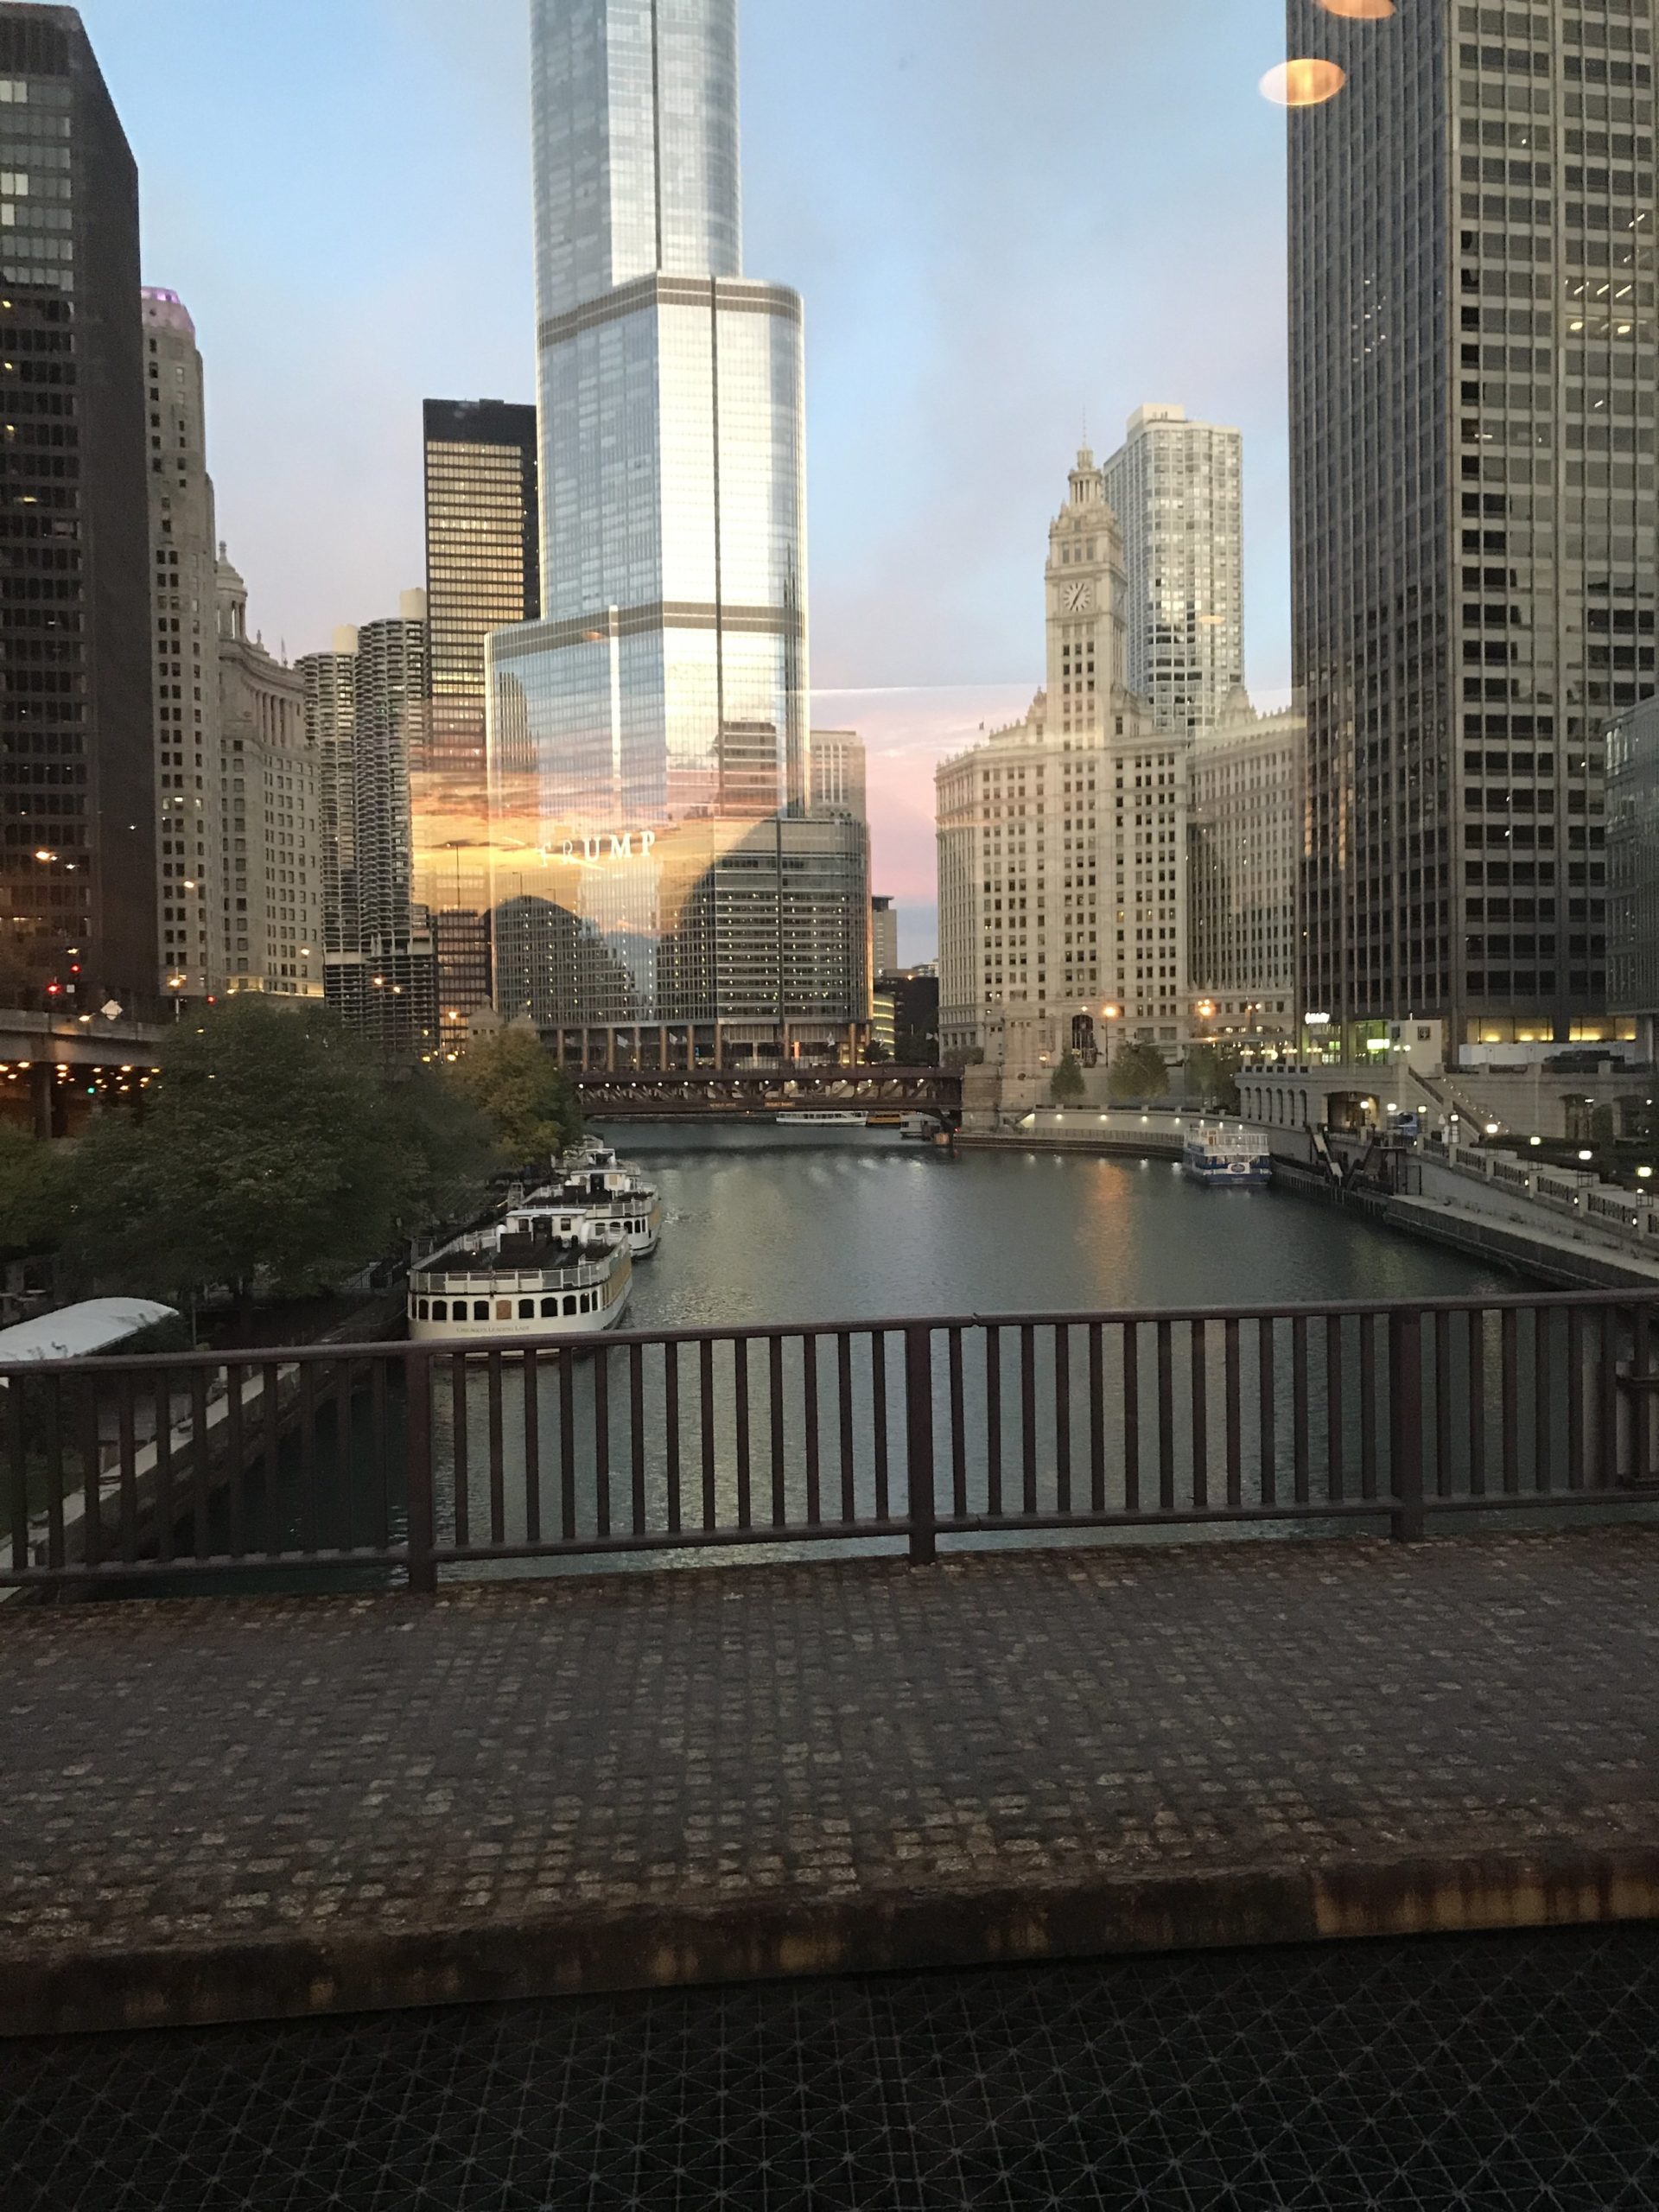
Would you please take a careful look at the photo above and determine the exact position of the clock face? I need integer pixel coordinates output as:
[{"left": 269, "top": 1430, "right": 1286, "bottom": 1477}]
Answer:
[{"left": 1062, "top": 580, "right": 1094, "bottom": 614}]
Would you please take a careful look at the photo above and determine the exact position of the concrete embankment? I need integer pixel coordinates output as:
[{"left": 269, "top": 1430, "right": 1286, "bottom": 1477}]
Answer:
[{"left": 1269, "top": 1149, "right": 1659, "bottom": 1291}]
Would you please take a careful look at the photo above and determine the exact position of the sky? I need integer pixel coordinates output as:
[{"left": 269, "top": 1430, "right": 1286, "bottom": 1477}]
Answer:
[{"left": 79, "top": 0, "right": 1293, "bottom": 965}]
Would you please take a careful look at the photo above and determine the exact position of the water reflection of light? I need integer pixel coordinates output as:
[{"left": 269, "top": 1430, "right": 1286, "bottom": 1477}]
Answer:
[
  {"left": 1318, "top": 0, "right": 1395, "bottom": 17},
  {"left": 1261, "top": 58, "right": 1347, "bottom": 107}
]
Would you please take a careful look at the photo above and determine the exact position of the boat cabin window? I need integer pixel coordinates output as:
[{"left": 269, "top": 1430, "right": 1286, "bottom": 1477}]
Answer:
[
  {"left": 430, "top": 1300, "right": 447, "bottom": 1321},
  {"left": 518, "top": 1299, "right": 535, "bottom": 1320},
  {"left": 541, "top": 1298, "right": 558, "bottom": 1318},
  {"left": 495, "top": 1300, "right": 512, "bottom": 1320},
  {"left": 473, "top": 1301, "right": 489, "bottom": 1322},
  {"left": 563, "top": 1294, "right": 576, "bottom": 1315}
]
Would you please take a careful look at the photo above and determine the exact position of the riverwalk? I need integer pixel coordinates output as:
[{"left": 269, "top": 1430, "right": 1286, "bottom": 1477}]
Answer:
[{"left": 6, "top": 1525, "right": 1659, "bottom": 2038}]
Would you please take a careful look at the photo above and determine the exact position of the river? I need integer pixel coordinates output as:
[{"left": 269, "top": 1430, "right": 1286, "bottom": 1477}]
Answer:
[
  {"left": 611, "top": 1122, "right": 1515, "bottom": 1327},
  {"left": 175, "top": 1123, "right": 1528, "bottom": 1596}
]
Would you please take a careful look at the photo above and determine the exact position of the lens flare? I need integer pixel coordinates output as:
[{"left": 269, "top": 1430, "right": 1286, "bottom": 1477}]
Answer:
[
  {"left": 1261, "top": 57, "right": 1347, "bottom": 107},
  {"left": 1318, "top": 0, "right": 1395, "bottom": 16}
]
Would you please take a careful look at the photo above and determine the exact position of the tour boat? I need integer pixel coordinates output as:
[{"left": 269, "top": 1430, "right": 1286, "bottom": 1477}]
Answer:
[
  {"left": 1181, "top": 1124, "right": 1274, "bottom": 1190},
  {"left": 512, "top": 1165, "right": 664, "bottom": 1257},
  {"left": 777, "top": 1109, "right": 868, "bottom": 1127},
  {"left": 409, "top": 1219, "right": 632, "bottom": 1344}
]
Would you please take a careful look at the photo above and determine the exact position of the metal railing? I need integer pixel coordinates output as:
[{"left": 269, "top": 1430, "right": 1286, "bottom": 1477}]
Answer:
[{"left": 3, "top": 1289, "right": 1657, "bottom": 1595}]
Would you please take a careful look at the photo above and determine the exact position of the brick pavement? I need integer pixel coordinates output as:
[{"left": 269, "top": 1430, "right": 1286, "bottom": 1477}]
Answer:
[{"left": 4, "top": 1529, "right": 1659, "bottom": 2035}]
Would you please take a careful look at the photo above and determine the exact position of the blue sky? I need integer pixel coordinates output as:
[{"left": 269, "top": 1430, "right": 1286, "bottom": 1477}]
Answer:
[{"left": 79, "top": 0, "right": 1292, "bottom": 961}]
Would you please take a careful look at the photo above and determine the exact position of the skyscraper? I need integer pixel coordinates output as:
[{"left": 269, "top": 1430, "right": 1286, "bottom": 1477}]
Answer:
[
  {"left": 143, "top": 287, "right": 221, "bottom": 1003},
  {"left": 486, "top": 0, "right": 852, "bottom": 1068},
  {"left": 1187, "top": 687, "right": 1303, "bottom": 1048},
  {"left": 0, "top": 7, "right": 151, "bottom": 1007},
  {"left": 215, "top": 548, "right": 321, "bottom": 1001},
  {"left": 937, "top": 450, "right": 1186, "bottom": 1070},
  {"left": 870, "top": 895, "right": 899, "bottom": 978},
  {"left": 1289, "top": 0, "right": 1656, "bottom": 1058},
  {"left": 810, "top": 730, "right": 868, "bottom": 822},
  {"left": 420, "top": 399, "right": 539, "bottom": 1050},
  {"left": 301, "top": 596, "right": 440, "bottom": 1059},
  {"left": 1102, "top": 405, "right": 1244, "bottom": 736}
]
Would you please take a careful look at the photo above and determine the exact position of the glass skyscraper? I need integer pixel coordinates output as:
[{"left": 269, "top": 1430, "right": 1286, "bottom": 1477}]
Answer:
[
  {"left": 1102, "top": 405, "right": 1244, "bottom": 737},
  {"left": 488, "top": 0, "right": 831, "bottom": 1065},
  {"left": 0, "top": 7, "right": 151, "bottom": 1009},
  {"left": 1289, "top": 0, "right": 1656, "bottom": 1057},
  {"left": 420, "top": 399, "right": 540, "bottom": 1051}
]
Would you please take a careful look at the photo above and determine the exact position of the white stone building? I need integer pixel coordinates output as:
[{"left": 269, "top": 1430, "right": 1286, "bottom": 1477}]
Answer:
[
  {"left": 1187, "top": 687, "right": 1304, "bottom": 1047},
  {"left": 216, "top": 550, "right": 322, "bottom": 1001},
  {"left": 938, "top": 448, "right": 1192, "bottom": 1073},
  {"left": 1102, "top": 404, "right": 1243, "bottom": 738}
]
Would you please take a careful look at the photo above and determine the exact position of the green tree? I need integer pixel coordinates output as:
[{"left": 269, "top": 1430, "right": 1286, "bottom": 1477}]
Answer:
[
  {"left": 1049, "top": 1050, "right": 1087, "bottom": 1106},
  {"left": 448, "top": 1024, "right": 583, "bottom": 1171},
  {"left": 1184, "top": 1044, "right": 1243, "bottom": 1116},
  {"left": 61, "top": 998, "right": 486, "bottom": 1310},
  {"left": 0, "top": 1124, "right": 72, "bottom": 1256},
  {"left": 1108, "top": 1041, "right": 1168, "bottom": 1104}
]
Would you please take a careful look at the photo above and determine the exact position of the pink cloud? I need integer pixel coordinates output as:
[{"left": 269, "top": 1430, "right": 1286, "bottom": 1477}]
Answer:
[{"left": 814, "top": 682, "right": 1033, "bottom": 906}]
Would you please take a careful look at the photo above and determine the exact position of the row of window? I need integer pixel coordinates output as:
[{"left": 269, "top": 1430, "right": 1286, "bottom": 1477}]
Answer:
[{"left": 416, "top": 1294, "right": 601, "bottom": 1322}]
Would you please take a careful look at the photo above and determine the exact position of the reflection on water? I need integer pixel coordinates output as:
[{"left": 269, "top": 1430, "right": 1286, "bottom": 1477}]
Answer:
[
  {"left": 610, "top": 1122, "right": 1517, "bottom": 1332},
  {"left": 156, "top": 1126, "right": 1555, "bottom": 1597},
  {"left": 423, "top": 1124, "right": 1541, "bottom": 1581}
]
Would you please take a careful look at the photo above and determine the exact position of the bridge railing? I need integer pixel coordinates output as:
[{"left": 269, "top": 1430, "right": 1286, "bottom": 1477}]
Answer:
[{"left": 3, "top": 1289, "right": 1657, "bottom": 1594}]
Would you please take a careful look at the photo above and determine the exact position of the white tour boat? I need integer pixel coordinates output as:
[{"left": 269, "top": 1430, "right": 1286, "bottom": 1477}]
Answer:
[
  {"left": 514, "top": 1162, "right": 664, "bottom": 1258},
  {"left": 409, "top": 1217, "right": 632, "bottom": 1344},
  {"left": 1181, "top": 1124, "right": 1274, "bottom": 1190},
  {"left": 777, "top": 1109, "right": 868, "bottom": 1127}
]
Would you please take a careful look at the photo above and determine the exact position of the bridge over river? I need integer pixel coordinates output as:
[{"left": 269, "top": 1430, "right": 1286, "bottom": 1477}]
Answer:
[
  {"left": 6, "top": 1264, "right": 1659, "bottom": 2202},
  {"left": 575, "top": 1061, "right": 962, "bottom": 1117}
]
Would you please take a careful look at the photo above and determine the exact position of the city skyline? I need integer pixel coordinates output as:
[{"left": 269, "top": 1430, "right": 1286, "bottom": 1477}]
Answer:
[{"left": 70, "top": 0, "right": 1293, "bottom": 961}]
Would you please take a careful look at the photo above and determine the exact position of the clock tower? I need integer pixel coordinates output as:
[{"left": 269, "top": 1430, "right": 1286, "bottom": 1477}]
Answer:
[{"left": 1044, "top": 447, "right": 1129, "bottom": 740}]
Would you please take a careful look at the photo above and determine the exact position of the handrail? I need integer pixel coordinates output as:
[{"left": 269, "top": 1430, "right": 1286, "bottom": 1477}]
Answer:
[
  {"left": 3, "top": 1284, "right": 1656, "bottom": 1378},
  {"left": 5, "top": 1289, "right": 1656, "bottom": 1593}
]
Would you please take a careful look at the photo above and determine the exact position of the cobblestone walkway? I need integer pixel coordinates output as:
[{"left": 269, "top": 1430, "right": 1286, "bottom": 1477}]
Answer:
[{"left": 5, "top": 1529, "right": 1659, "bottom": 2034}]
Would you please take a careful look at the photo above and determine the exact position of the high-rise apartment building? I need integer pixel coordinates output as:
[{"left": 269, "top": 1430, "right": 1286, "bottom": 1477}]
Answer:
[
  {"left": 870, "top": 895, "right": 899, "bottom": 978},
  {"left": 420, "top": 399, "right": 539, "bottom": 1049},
  {"left": 811, "top": 730, "right": 868, "bottom": 821},
  {"left": 0, "top": 7, "right": 151, "bottom": 1007},
  {"left": 1103, "top": 405, "right": 1243, "bottom": 736},
  {"left": 301, "top": 599, "right": 437, "bottom": 1058},
  {"left": 143, "top": 287, "right": 221, "bottom": 1003},
  {"left": 1187, "top": 688, "right": 1303, "bottom": 1046},
  {"left": 302, "top": 633, "right": 359, "bottom": 968},
  {"left": 1289, "top": 0, "right": 1657, "bottom": 1058},
  {"left": 486, "top": 0, "right": 851, "bottom": 1067},
  {"left": 938, "top": 450, "right": 1188, "bottom": 1066},
  {"left": 216, "top": 549, "right": 321, "bottom": 1001}
]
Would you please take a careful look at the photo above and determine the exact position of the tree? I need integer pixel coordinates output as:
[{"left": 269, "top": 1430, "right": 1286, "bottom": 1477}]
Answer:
[
  {"left": 0, "top": 1125, "right": 73, "bottom": 1256},
  {"left": 1184, "top": 1044, "right": 1243, "bottom": 1116},
  {"left": 1108, "top": 1041, "right": 1168, "bottom": 1104},
  {"left": 447, "top": 1024, "right": 583, "bottom": 1171},
  {"left": 61, "top": 998, "right": 488, "bottom": 1311},
  {"left": 1049, "top": 1050, "right": 1087, "bottom": 1106}
]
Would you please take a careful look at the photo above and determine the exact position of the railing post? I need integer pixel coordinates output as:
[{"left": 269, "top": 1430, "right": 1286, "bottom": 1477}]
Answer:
[
  {"left": 1389, "top": 1310, "right": 1425, "bottom": 1543},
  {"left": 404, "top": 1350, "right": 437, "bottom": 1595},
  {"left": 904, "top": 1324, "right": 938, "bottom": 1566}
]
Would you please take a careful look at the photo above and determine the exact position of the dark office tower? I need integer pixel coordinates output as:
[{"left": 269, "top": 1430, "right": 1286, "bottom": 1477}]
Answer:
[
  {"left": 419, "top": 399, "right": 538, "bottom": 1052},
  {"left": 1288, "top": 0, "right": 1658, "bottom": 1059},
  {"left": 0, "top": 6, "right": 150, "bottom": 1007}
]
